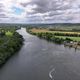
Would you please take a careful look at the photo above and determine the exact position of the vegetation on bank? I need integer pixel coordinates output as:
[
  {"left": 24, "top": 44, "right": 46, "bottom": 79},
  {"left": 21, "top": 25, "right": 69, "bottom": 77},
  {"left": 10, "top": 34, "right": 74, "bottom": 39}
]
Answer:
[
  {"left": 0, "top": 28, "right": 23, "bottom": 66},
  {"left": 29, "top": 28, "right": 80, "bottom": 41},
  {"left": 27, "top": 28, "right": 80, "bottom": 49},
  {"left": 55, "top": 36, "right": 80, "bottom": 41},
  {"left": 28, "top": 30, "right": 73, "bottom": 44}
]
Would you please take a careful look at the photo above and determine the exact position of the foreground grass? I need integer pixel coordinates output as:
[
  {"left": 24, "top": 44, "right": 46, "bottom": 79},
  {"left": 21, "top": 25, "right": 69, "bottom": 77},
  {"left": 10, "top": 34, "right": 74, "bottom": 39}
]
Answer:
[{"left": 0, "top": 30, "right": 23, "bottom": 67}]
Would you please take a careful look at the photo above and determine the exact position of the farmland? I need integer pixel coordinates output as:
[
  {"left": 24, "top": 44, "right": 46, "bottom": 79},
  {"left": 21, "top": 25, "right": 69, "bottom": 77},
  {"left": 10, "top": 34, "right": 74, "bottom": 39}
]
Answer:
[{"left": 29, "top": 28, "right": 80, "bottom": 41}]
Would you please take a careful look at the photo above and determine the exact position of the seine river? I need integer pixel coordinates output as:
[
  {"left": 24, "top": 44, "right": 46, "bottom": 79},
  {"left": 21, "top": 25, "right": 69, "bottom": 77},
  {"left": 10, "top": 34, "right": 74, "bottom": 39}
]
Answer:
[{"left": 0, "top": 28, "right": 80, "bottom": 80}]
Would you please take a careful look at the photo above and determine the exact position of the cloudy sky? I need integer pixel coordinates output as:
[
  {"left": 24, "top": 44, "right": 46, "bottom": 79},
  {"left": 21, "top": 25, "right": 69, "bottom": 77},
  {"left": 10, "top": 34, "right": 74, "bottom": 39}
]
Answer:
[{"left": 0, "top": 0, "right": 80, "bottom": 23}]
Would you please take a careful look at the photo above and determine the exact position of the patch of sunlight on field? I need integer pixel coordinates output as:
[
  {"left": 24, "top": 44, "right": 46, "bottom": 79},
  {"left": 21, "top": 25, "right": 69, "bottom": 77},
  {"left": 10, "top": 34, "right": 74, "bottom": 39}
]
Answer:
[{"left": 5, "top": 31, "right": 13, "bottom": 36}]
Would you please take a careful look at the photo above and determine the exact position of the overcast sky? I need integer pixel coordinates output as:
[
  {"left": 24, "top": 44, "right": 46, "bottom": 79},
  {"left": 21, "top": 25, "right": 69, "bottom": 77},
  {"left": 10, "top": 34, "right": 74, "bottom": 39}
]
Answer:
[{"left": 0, "top": 0, "right": 80, "bottom": 23}]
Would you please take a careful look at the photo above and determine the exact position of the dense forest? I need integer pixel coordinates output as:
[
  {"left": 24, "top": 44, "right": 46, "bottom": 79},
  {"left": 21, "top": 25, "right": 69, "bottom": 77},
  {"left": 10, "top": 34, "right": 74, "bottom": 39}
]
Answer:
[{"left": 0, "top": 27, "right": 23, "bottom": 67}]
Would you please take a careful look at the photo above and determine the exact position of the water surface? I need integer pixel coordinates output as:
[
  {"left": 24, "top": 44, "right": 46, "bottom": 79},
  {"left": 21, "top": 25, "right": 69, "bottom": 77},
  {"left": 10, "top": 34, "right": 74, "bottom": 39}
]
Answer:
[{"left": 0, "top": 28, "right": 80, "bottom": 80}]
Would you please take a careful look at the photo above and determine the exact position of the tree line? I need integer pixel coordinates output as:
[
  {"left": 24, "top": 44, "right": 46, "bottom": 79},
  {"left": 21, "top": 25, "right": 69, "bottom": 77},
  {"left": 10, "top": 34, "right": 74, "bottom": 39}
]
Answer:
[{"left": 54, "top": 32, "right": 80, "bottom": 37}]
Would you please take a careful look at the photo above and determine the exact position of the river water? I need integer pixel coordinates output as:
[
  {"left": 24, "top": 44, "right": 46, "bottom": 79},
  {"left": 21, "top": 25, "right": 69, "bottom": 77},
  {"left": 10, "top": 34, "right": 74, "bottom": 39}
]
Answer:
[{"left": 0, "top": 28, "right": 80, "bottom": 80}]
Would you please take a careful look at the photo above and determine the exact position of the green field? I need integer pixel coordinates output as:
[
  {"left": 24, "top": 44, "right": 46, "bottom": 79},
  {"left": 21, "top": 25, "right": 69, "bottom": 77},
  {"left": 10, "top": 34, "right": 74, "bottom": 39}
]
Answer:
[{"left": 55, "top": 36, "right": 80, "bottom": 41}]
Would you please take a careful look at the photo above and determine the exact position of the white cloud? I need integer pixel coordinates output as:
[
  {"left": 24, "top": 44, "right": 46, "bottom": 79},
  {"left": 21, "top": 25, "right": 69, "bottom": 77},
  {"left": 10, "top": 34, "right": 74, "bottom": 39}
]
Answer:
[
  {"left": 0, "top": 0, "right": 80, "bottom": 23},
  {"left": 17, "top": 0, "right": 32, "bottom": 3},
  {"left": 25, "top": 4, "right": 38, "bottom": 13}
]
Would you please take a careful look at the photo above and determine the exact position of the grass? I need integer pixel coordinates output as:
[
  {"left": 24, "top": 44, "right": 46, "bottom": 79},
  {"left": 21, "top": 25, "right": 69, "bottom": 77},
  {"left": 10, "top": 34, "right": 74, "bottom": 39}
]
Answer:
[
  {"left": 5, "top": 31, "right": 13, "bottom": 36},
  {"left": 30, "top": 28, "right": 50, "bottom": 33},
  {"left": 55, "top": 36, "right": 80, "bottom": 41}
]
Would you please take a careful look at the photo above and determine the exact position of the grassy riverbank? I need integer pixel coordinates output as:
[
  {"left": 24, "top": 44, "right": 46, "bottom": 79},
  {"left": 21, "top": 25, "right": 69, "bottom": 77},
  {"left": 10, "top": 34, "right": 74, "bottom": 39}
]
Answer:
[
  {"left": 27, "top": 29, "right": 72, "bottom": 44},
  {"left": 27, "top": 28, "right": 80, "bottom": 49},
  {"left": 29, "top": 28, "right": 80, "bottom": 41},
  {"left": 0, "top": 28, "right": 23, "bottom": 67}
]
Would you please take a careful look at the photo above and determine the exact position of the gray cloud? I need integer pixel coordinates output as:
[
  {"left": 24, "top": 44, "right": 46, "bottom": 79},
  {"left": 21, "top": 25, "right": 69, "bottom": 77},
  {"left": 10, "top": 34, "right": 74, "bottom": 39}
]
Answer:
[
  {"left": 0, "top": 0, "right": 80, "bottom": 23},
  {"left": 19, "top": 0, "right": 80, "bottom": 23}
]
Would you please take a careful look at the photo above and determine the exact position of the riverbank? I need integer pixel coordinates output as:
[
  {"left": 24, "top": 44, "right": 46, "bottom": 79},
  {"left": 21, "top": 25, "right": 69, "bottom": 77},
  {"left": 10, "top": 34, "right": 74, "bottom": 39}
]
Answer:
[
  {"left": 30, "top": 28, "right": 80, "bottom": 41},
  {"left": 27, "top": 29, "right": 80, "bottom": 50},
  {"left": 0, "top": 29, "right": 23, "bottom": 67}
]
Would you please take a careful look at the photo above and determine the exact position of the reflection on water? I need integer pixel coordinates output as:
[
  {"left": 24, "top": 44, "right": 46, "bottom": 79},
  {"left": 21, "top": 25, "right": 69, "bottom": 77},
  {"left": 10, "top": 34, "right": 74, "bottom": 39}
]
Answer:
[
  {"left": 49, "top": 67, "right": 55, "bottom": 80},
  {"left": 0, "top": 28, "right": 80, "bottom": 80}
]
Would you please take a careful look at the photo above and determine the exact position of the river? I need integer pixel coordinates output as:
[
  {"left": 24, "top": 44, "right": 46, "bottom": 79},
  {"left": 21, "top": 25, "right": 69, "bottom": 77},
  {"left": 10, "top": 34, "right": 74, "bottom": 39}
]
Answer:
[{"left": 0, "top": 28, "right": 80, "bottom": 80}]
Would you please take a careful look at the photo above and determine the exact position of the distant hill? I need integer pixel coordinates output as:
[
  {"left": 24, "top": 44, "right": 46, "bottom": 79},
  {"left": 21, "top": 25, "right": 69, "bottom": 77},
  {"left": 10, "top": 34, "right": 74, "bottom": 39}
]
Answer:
[{"left": 0, "top": 23, "right": 80, "bottom": 27}]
